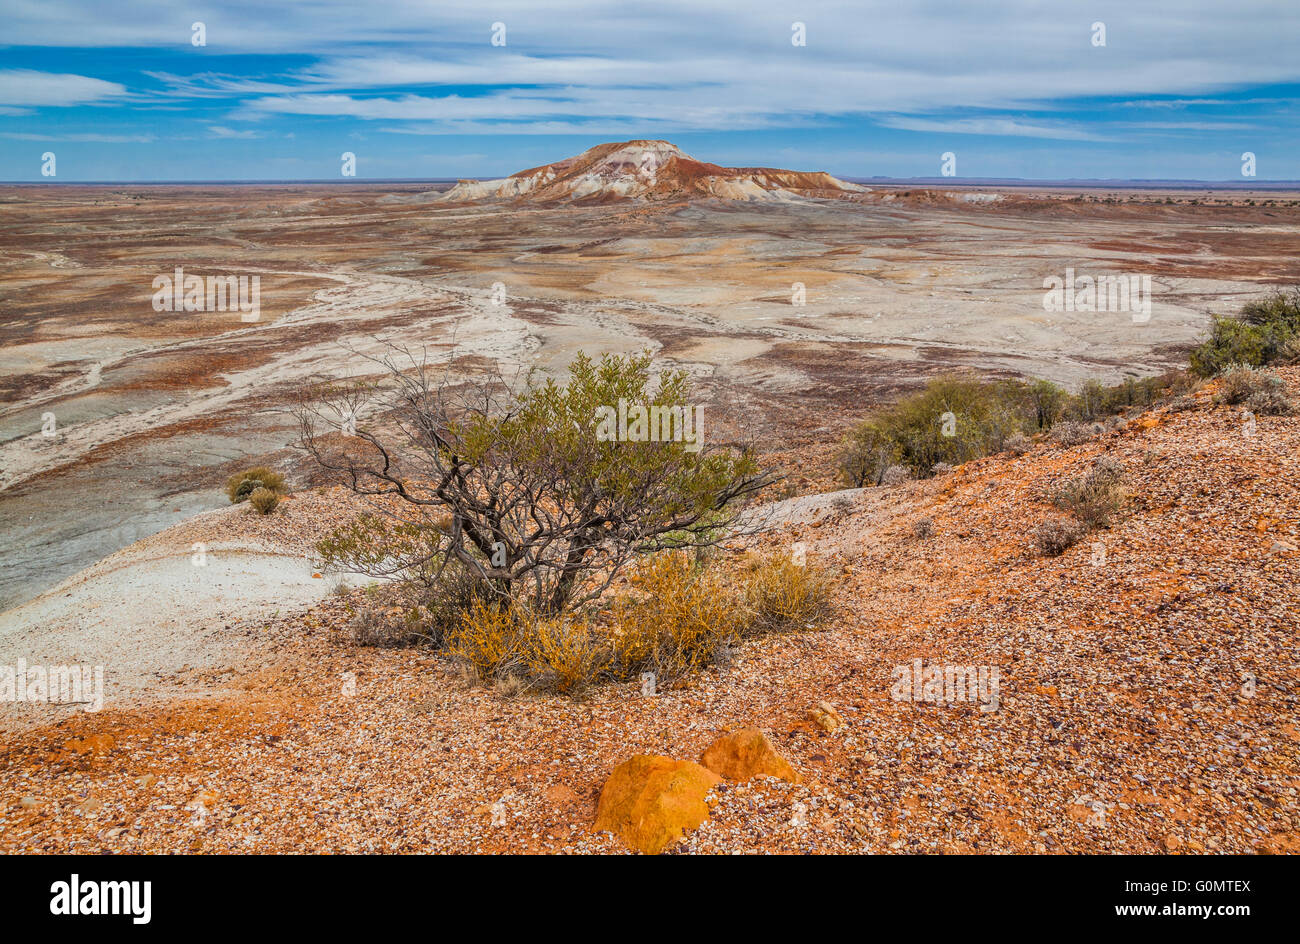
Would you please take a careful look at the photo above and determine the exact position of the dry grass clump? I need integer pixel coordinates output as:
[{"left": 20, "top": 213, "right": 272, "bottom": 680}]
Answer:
[
  {"left": 609, "top": 553, "right": 741, "bottom": 683},
  {"left": 446, "top": 600, "right": 527, "bottom": 682},
  {"left": 1051, "top": 456, "right": 1127, "bottom": 529},
  {"left": 1051, "top": 421, "right": 1103, "bottom": 447},
  {"left": 742, "top": 555, "right": 834, "bottom": 634},
  {"left": 347, "top": 583, "right": 439, "bottom": 648},
  {"left": 248, "top": 487, "right": 280, "bottom": 515},
  {"left": 522, "top": 613, "right": 609, "bottom": 695},
  {"left": 1214, "top": 365, "right": 1295, "bottom": 415},
  {"left": 435, "top": 551, "right": 836, "bottom": 695},
  {"left": 1030, "top": 518, "right": 1086, "bottom": 557},
  {"left": 226, "top": 465, "right": 287, "bottom": 503}
]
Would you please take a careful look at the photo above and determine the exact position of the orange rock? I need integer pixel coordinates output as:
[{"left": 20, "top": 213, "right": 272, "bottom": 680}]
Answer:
[
  {"left": 700, "top": 728, "right": 800, "bottom": 783},
  {"left": 593, "top": 755, "right": 721, "bottom": 855},
  {"left": 808, "top": 701, "right": 843, "bottom": 733}
]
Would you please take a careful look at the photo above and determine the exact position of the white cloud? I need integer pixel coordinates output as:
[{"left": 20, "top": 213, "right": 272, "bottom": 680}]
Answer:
[
  {"left": 0, "top": 69, "right": 127, "bottom": 107},
  {"left": 208, "top": 125, "right": 259, "bottom": 138},
  {"left": 875, "top": 116, "right": 1111, "bottom": 142}
]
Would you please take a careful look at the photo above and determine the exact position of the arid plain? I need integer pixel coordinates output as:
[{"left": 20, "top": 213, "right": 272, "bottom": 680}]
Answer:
[{"left": 2, "top": 180, "right": 1298, "bottom": 611}]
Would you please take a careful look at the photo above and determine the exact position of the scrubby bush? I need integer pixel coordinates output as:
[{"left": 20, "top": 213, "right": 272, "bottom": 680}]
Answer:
[
  {"left": 446, "top": 600, "right": 526, "bottom": 682},
  {"left": 837, "top": 370, "right": 1184, "bottom": 487},
  {"left": 225, "top": 466, "right": 287, "bottom": 503},
  {"left": 1190, "top": 288, "right": 1300, "bottom": 377},
  {"left": 248, "top": 487, "right": 280, "bottom": 515},
  {"left": 1004, "top": 433, "right": 1031, "bottom": 456},
  {"left": 1031, "top": 518, "right": 1086, "bottom": 556},
  {"left": 1051, "top": 420, "right": 1102, "bottom": 447},
  {"left": 741, "top": 555, "right": 833, "bottom": 635},
  {"left": 1215, "top": 365, "right": 1295, "bottom": 415},
  {"left": 608, "top": 553, "right": 741, "bottom": 683},
  {"left": 300, "top": 351, "right": 771, "bottom": 618},
  {"left": 1052, "top": 456, "right": 1127, "bottom": 529},
  {"left": 522, "top": 613, "right": 609, "bottom": 695}
]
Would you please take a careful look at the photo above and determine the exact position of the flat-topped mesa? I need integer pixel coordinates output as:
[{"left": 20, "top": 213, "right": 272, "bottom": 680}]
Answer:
[{"left": 440, "top": 140, "right": 869, "bottom": 204}]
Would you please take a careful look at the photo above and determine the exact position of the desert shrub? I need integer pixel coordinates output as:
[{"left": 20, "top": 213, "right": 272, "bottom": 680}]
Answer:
[
  {"left": 1051, "top": 420, "right": 1101, "bottom": 447},
  {"left": 1190, "top": 316, "right": 1269, "bottom": 376},
  {"left": 1028, "top": 379, "right": 1068, "bottom": 429},
  {"left": 350, "top": 601, "right": 424, "bottom": 648},
  {"left": 742, "top": 556, "right": 833, "bottom": 635},
  {"left": 522, "top": 612, "right": 609, "bottom": 695},
  {"left": 225, "top": 466, "right": 287, "bottom": 503},
  {"left": 837, "top": 374, "right": 1034, "bottom": 485},
  {"left": 1052, "top": 456, "right": 1127, "bottom": 529},
  {"left": 881, "top": 464, "right": 911, "bottom": 485},
  {"left": 1190, "top": 289, "right": 1300, "bottom": 377},
  {"left": 347, "top": 582, "right": 444, "bottom": 648},
  {"left": 608, "top": 553, "right": 741, "bottom": 682},
  {"left": 248, "top": 487, "right": 280, "bottom": 515},
  {"left": 446, "top": 600, "right": 526, "bottom": 682},
  {"left": 931, "top": 461, "right": 954, "bottom": 475},
  {"left": 1031, "top": 519, "right": 1086, "bottom": 556},
  {"left": 838, "top": 420, "right": 900, "bottom": 487},
  {"left": 1215, "top": 365, "right": 1294, "bottom": 415},
  {"left": 838, "top": 371, "right": 1189, "bottom": 487},
  {"left": 299, "top": 350, "right": 771, "bottom": 617}
]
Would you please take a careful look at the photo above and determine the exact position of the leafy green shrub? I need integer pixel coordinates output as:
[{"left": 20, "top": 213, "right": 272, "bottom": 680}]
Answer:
[
  {"left": 248, "top": 487, "right": 280, "bottom": 515},
  {"left": 225, "top": 466, "right": 287, "bottom": 503},
  {"left": 1190, "top": 289, "right": 1300, "bottom": 377}
]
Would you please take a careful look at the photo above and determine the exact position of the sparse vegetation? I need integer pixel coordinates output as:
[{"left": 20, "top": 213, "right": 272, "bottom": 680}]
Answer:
[
  {"left": 301, "top": 351, "right": 771, "bottom": 618},
  {"left": 837, "top": 370, "right": 1186, "bottom": 487},
  {"left": 741, "top": 555, "right": 833, "bottom": 635},
  {"left": 1052, "top": 456, "right": 1127, "bottom": 529},
  {"left": 226, "top": 465, "right": 287, "bottom": 504},
  {"left": 432, "top": 551, "right": 834, "bottom": 694},
  {"left": 1214, "top": 364, "right": 1295, "bottom": 415},
  {"left": 248, "top": 487, "right": 280, "bottom": 515},
  {"left": 1189, "top": 288, "right": 1300, "bottom": 377},
  {"left": 1030, "top": 518, "right": 1086, "bottom": 557},
  {"left": 300, "top": 351, "right": 840, "bottom": 695}
]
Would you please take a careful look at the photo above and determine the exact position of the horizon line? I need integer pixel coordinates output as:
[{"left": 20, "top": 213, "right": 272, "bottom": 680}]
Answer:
[{"left": 4, "top": 177, "right": 1300, "bottom": 189}]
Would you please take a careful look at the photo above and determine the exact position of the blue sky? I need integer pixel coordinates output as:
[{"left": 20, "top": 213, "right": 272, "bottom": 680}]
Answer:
[{"left": 1, "top": 0, "right": 1298, "bottom": 181}]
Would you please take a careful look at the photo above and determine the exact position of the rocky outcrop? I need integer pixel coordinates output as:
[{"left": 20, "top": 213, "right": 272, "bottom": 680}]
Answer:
[{"left": 441, "top": 140, "right": 867, "bottom": 205}]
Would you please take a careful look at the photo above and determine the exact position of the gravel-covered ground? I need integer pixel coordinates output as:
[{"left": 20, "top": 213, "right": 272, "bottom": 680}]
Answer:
[{"left": 2, "top": 370, "right": 1297, "bottom": 854}]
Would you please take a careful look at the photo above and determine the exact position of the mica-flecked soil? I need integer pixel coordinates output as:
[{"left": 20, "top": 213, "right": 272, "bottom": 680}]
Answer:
[{"left": 1, "top": 368, "right": 1297, "bottom": 854}]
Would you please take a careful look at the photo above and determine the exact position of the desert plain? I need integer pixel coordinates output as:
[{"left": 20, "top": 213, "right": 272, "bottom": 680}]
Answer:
[
  {"left": 1, "top": 176, "right": 1299, "bottom": 855},
  {"left": 2, "top": 181, "right": 1298, "bottom": 609}
]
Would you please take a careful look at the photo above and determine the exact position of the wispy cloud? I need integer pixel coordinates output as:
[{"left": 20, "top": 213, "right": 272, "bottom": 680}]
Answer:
[
  {"left": 0, "top": 131, "right": 155, "bottom": 143},
  {"left": 0, "top": 69, "right": 127, "bottom": 108}
]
